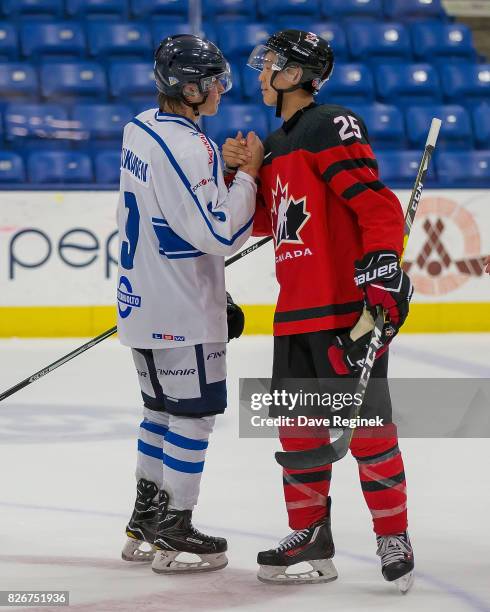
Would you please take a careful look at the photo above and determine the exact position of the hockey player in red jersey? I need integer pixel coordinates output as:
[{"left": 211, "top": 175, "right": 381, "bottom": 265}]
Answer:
[{"left": 223, "top": 30, "right": 414, "bottom": 592}]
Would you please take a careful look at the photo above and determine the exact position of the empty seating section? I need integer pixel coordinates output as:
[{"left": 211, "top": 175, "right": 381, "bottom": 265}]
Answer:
[{"left": 0, "top": 0, "right": 487, "bottom": 186}]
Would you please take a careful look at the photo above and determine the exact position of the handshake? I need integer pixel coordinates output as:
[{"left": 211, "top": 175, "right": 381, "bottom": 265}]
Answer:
[{"left": 222, "top": 131, "right": 264, "bottom": 180}]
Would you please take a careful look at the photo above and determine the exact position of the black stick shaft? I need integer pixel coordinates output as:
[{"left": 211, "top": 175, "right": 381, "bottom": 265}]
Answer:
[{"left": 0, "top": 235, "right": 273, "bottom": 403}]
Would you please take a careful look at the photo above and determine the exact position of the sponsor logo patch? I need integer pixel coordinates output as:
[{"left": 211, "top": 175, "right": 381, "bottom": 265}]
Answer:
[{"left": 152, "top": 333, "right": 186, "bottom": 341}]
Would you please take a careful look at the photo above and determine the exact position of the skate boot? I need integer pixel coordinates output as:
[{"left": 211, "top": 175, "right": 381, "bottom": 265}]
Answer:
[
  {"left": 376, "top": 531, "right": 415, "bottom": 594},
  {"left": 151, "top": 490, "right": 228, "bottom": 574},
  {"left": 257, "top": 497, "right": 338, "bottom": 585},
  {"left": 121, "top": 478, "right": 158, "bottom": 562}
]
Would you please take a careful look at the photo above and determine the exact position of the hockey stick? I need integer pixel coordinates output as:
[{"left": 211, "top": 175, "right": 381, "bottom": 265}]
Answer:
[
  {"left": 0, "top": 235, "right": 273, "bottom": 403},
  {"left": 275, "top": 118, "right": 442, "bottom": 470}
]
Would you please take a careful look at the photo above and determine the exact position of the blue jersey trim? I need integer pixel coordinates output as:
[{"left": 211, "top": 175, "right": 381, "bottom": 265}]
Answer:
[
  {"left": 140, "top": 420, "right": 169, "bottom": 437},
  {"left": 163, "top": 454, "right": 205, "bottom": 474},
  {"left": 165, "top": 430, "right": 208, "bottom": 451},
  {"left": 131, "top": 117, "right": 254, "bottom": 247},
  {"left": 154, "top": 111, "right": 201, "bottom": 132}
]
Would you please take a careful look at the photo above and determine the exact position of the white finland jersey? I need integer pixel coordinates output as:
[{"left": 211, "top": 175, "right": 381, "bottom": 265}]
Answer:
[{"left": 116, "top": 108, "right": 256, "bottom": 348}]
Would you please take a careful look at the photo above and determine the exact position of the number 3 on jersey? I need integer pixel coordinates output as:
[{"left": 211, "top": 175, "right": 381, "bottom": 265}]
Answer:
[
  {"left": 334, "top": 115, "right": 362, "bottom": 141},
  {"left": 120, "top": 191, "right": 140, "bottom": 270}
]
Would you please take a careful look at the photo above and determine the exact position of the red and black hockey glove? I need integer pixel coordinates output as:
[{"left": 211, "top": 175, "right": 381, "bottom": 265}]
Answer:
[
  {"left": 226, "top": 292, "right": 245, "bottom": 341},
  {"left": 328, "top": 251, "right": 413, "bottom": 375}
]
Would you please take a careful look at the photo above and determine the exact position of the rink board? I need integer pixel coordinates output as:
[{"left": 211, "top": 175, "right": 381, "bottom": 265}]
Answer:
[{"left": 0, "top": 190, "right": 488, "bottom": 337}]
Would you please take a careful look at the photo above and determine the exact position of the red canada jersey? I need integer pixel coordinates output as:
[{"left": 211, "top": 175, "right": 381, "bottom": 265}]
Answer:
[{"left": 253, "top": 103, "right": 404, "bottom": 336}]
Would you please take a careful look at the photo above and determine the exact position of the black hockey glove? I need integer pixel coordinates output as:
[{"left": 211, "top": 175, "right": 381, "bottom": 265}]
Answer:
[
  {"left": 328, "top": 251, "right": 413, "bottom": 375},
  {"left": 226, "top": 292, "right": 245, "bottom": 341}
]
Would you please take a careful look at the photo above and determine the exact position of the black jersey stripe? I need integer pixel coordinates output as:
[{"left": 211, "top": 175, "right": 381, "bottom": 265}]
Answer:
[
  {"left": 342, "top": 180, "right": 386, "bottom": 201},
  {"left": 361, "top": 471, "right": 406, "bottom": 492},
  {"left": 322, "top": 157, "right": 378, "bottom": 183},
  {"left": 274, "top": 300, "right": 363, "bottom": 324}
]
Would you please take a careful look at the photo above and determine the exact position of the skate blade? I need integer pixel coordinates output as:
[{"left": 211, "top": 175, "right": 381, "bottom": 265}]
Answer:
[
  {"left": 396, "top": 571, "right": 415, "bottom": 594},
  {"left": 257, "top": 559, "right": 338, "bottom": 585},
  {"left": 121, "top": 537, "right": 156, "bottom": 563},
  {"left": 152, "top": 550, "right": 228, "bottom": 574}
]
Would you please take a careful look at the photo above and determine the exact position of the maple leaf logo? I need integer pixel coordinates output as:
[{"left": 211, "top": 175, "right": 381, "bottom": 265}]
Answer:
[{"left": 271, "top": 176, "right": 310, "bottom": 248}]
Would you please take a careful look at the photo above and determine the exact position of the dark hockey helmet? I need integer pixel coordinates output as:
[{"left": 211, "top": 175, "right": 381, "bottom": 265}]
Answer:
[
  {"left": 154, "top": 35, "right": 232, "bottom": 114},
  {"left": 248, "top": 29, "right": 334, "bottom": 94}
]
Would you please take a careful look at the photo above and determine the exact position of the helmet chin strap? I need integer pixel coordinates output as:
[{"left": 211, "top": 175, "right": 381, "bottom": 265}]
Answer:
[{"left": 270, "top": 70, "right": 303, "bottom": 118}]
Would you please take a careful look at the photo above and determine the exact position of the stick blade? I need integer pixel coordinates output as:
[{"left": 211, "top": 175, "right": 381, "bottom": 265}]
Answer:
[{"left": 275, "top": 432, "right": 351, "bottom": 469}]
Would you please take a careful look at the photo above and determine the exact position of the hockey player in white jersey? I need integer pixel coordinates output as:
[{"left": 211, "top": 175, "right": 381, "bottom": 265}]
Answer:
[{"left": 117, "top": 34, "right": 263, "bottom": 574}]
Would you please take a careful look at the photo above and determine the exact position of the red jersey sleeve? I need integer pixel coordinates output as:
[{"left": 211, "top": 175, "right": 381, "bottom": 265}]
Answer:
[{"left": 309, "top": 111, "right": 404, "bottom": 256}]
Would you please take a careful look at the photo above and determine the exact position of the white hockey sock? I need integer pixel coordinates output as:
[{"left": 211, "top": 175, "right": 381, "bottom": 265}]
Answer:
[
  {"left": 135, "top": 407, "right": 170, "bottom": 489},
  {"left": 162, "top": 414, "right": 216, "bottom": 511}
]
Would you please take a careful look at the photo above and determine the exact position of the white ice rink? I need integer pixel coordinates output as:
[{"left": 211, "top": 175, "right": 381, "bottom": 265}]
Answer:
[{"left": 0, "top": 334, "right": 489, "bottom": 612}]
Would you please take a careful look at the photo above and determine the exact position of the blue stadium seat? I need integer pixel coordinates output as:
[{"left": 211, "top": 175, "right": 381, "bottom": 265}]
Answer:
[
  {"left": 0, "top": 23, "right": 18, "bottom": 60},
  {"left": 376, "top": 150, "right": 432, "bottom": 184},
  {"left": 241, "top": 64, "right": 260, "bottom": 101},
  {"left": 472, "top": 104, "right": 490, "bottom": 149},
  {"left": 383, "top": 0, "right": 446, "bottom": 21},
  {"left": 72, "top": 103, "right": 133, "bottom": 139},
  {"left": 133, "top": 98, "right": 158, "bottom": 114},
  {"left": 109, "top": 61, "right": 155, "bottom": 98},
  {"left": 347, "top": 23, "right": 412, "bottom": 63},
  {"left": 0, "top": 63, "right": 38, "bottom": 98},
  {"left": 321, "top": 0, "right": 382, "bottom": 20},
  {"left": 4, "top": 102, "right": 69, "bottom": 147},
  {"left": 405, "top": 105, "right": 473, "bottom": 149},
  {"left": 203, "top": 0, "right": 256, "bottom": 17},
  {"left": 0, "top": 152, "right": 25, "bottom": 183},
  {"left": 40, "top": 62, "right": 107, "bottom": 99},
  {"left": 152, "top": 19, "right": 191, "bottom": 46},
  {"left": 375, "top": 63, "right": 441, "bottom": 106},
  {"left": 2, "top": 0, "right": 63, "bottom": 17},
  {"left": 258, "top": 0, "right": 320, "bottom": 18},
  {"left": 66, "top": 0, "right": 128, "bottom": 17},
  {"left": 347, "top": 104, "right": 405, "bottom": 148},
  {"left": 317, "top": 63, "right": 374, "bottom": 105},
  {"left": 130, "top": 0, "right": 189, "bottom": 18},
  {"left": 411, "top": 23, "right": 476, "bottom": 62},
  {"left": 204, "top": 104, "right": 268, "bottom": 145},
  {"left": 440, "top": 63, "right": 490, "bottom": 107},
  {"left": 20, "top": 22, "right": 86, "bottom": 58},
  {"left": 28, "top": 150, "right": 93, "bottom": 183},
  {"left": 95, "top": 150, "right": 120, "bottom": 184},
  {"left": 218, "top": 22, "right": 272, "bottom": 59},
  {"left": 437, "top": 151, "right": 490, "bottom": 186},
  {"left": 406, "top": 105, "right": 472, "bottom": 150},
  {"left": 87, "top": 22, "right": 152, "bottom": 58}
]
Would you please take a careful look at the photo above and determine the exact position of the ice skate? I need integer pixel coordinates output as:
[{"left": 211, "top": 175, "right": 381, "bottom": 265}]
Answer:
[
  {"left": 151, "top": 490, "right": 228, "bottom": 574},
  {"left": 122, "top": 478, "right": 159, "bottom": 562},
  {"left": 257, "top": 497, "right": 337, "bottom": 585},
  {"left": 376, "top": 531, "right": 415, "bottom": 594}
]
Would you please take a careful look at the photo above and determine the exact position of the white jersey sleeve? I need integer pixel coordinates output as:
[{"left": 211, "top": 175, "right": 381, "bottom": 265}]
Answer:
[{"left": 147, "top": 129, "right": 256, "bottom": 257}]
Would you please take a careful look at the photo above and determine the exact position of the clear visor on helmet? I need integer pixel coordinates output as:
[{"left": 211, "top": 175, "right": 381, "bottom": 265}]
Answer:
[
  {"left": 247, "top": 45, "right": 288, "bottom": 72},
  {"left": 200, "top": 64, "right": 233, "bottom": 94}
]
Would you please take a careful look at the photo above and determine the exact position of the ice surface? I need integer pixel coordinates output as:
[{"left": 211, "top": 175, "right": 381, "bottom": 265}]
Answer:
[{"left": 0, "top": 335, "right": 489, "bottom": 611}]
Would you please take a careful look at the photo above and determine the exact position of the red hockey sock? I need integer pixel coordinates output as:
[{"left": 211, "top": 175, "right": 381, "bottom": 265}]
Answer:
[
  {"left": 350, "top": 426, "right": 408, "bottom": 536},
  {"left": 279, "top": 424, "right": 332, "bottom": 529}
]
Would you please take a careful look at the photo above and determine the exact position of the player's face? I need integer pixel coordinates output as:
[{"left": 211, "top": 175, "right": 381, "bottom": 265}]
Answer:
[
  {"left": 199, "top": 81, "right": 224, "bottom": 117},
  {"left": 258, "top": 53, "right": 301, "bottom": 106},
  {"left": 258, "top": 53, "right": 278, "bottom": 107}
]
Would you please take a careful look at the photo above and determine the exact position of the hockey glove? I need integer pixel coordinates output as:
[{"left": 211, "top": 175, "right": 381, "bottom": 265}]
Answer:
[
  {"left": 328, "top": 251, "right": 413, "bottom": 375},
  {"left": 226, "top": 292, "right": 245, "bottom": 341}
]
